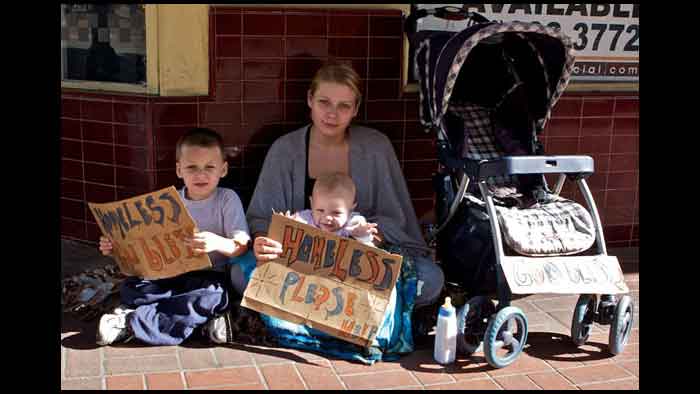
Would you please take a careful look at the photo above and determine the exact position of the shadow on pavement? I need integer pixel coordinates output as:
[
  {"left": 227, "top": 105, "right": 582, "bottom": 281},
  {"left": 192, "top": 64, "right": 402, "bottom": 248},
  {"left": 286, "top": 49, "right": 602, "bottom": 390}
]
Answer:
[{"left": 523, "top": 331, "right": 614, "bottom": 363}]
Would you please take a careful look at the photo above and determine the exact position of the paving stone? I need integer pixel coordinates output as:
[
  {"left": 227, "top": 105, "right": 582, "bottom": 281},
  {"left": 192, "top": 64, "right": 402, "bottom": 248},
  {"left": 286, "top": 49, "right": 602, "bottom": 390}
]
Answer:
[
  {"left": 558, "top": 364, "right": 633, "bottom": 385},
  {"left": 260, "top": 363, "right": 306, "bottom": 390},
  {"left": 105, "top": 355, "right": 180, "bottom": 375},
  {"left": 184, "top": 367, "right": 261, "bottom": 388},
  {"left": 527, "top": 371, "right": 578, "bottom": 390},
  {"left": 106, "top": 374, "right": 144, "bottom": 390},
  {"left": 427, "top": 377, "right": 501, "bottom": 390},
  {"left": 295, "top": 360, "right": 345, "bottom": 390},
  {"left": 580, "top": 377, "right": 639, "bottom": 390},
  {"left": 341, "top": 370, "right": 419, "bottom": 390},
  {"left": 65, "top": 348, "right": 102, "bottom": 378},
  {"left": 493, "top": 374, "right": 541, "bottom": 390},
  {"left": 61, "top": 378, "right": 103, "bottom": 390},
  {"left": 178, "top": 347, "right": 218, "bottom": 370},
  {"left": 145, "top": 372, "right": 185, "bottom": 390}
]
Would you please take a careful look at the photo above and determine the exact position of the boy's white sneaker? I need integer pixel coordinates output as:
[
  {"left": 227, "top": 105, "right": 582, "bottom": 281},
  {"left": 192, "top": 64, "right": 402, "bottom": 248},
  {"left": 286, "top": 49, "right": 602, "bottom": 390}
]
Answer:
[
  {"left": 203, "top": 315, "right": 228, "bottom": 344},
  {"left": 96, "top": 309, "right": 134, "bottom": 346}
]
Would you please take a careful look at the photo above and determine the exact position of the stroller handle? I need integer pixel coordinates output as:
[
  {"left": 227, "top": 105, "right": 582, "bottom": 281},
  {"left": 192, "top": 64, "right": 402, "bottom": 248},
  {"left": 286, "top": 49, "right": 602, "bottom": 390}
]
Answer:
[
  {"left": 404, "top": 6, "right": 490, "bottom": 36},
  {"left": 466, "top": 156, "right": 594, "bottom": 181}
]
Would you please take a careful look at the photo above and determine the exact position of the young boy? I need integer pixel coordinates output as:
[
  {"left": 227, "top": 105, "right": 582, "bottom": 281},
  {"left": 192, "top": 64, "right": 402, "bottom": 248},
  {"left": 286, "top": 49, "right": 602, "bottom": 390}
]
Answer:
[
  {"left": 291, "top": 172, "right": 378, "bottom": 245},
  {"left": 96, "top": 127, "right": 251, "bottom": 346}
]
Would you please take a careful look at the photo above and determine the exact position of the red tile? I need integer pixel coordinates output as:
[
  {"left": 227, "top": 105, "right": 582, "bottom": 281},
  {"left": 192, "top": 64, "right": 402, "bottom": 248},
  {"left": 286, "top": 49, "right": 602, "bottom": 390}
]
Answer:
[
  {"left": 493, "top": 375, "right": 540, "bottom": 390},
  {"left": 243, "top": 81, "right": 282, "bottom": 102},
  {"left": 81, "top": 100, "right": 113, "bottom": 122},
  {"left": 286, "top": 58, "right": 325, "bottom": 79},
  {"left": 260, "top": 364, "right": 306, "bottom": 390},
  {"left": 404, "top": 121, "right": 430, "bottom": 139},
  {"left": 185, "top": 367, "right": 261, "bottom": 388},
  {"left": 366, "top": 100, "right": 404, "bottom": 121},
  {"left": 116, "top": 167, "right": 152, "bottom": 189},
  {"left": 61, "top": 119, "right": 81, "bottom": 139},
  {"left": 295, "top": 360, "right": 344, "bottom": 390},
  {"left": 115, "top": 146, "right": 149, "bottom": 169},
  {"left": 215, "top": 13, "right": 241, "bottom": 35},
  {"left": 580, "top": 117, "right": 613, "bottom": 136},
  {"left": 61, "top": 139, "right": 82, "bottom": 160},
  {"left": 558, "top": 363, "right": 632, "bottom": 385},
  {"left": 114, "top": 102, "right": 146, "bottom": 125},
  {"left": 145, "top": 372, "right": 185, "bottom": 390},
  {"left": 404, "top": 140, "right": 435, "bottom": 160},
  {"left": 369, "top": 58, "right": 401, "bottom": 79},
  {"left": 430, "top": 378, "right": 501, "bottom": 390},
  {"left": 607, "top": 171, "right": 637, "bottom": 190},
  {"left": 243, "top": 13, "right": 284, "bottom": 35},
  {"left": 216, "top": 36, "right": 241, "bottom": 58},
  {"left": 370, "top": 15, "right": 403, "bottom": 36},
  {"left": 605, "top": 189, "right": 635, "bottom": 207},
  {"left": 153, "top": 103, "right": 198, "bottom": 126},
  {"left": 106, "top": 375, "right": 144, "bottom": 390},
  {"left": 328, "top": 37, "right": 369, "bottom": 58},
  {"left": 547, "top": 137, "right": 579, "bottom": 155},
  {"left": 407, "top": 179, "right": 433, "bottom": 199},
  {"left": 115, "top": 124, "right": 148, "bottom": 147},
  {"left": 579, "top": 136, "right": 612, "bottom": 155},
  {"left": 545, "top": 118, "right": 580, "bottom": 137},
  {"left": 286, "top": 13, "right": 327, "bottom": 36},
  {"left": 200, "top": 102, "right": 242, "bottom": 124},
  {"left": 611, "top": 135, "right": 638, "bottom": 154},
  {"left": 591, "top": 154, "right": 610, "bottom": 173},
  {"left": 370, "top": 37, "right": 402, "bottom": 58},
  {"left": 329, "top": 15, "right": 369, "bottom": 36},
  {"left": 178, "top": 348, "right": 219, "bottom": 370},
  {"left": 285, "top": 81, "right": 311, "bottom": 100},
  {"left": 83, "top": 121, "right": 113, "bottom": 143},
  {"left": 84, "top": 163, "right": 115, "bottom": 185},
  {"left": 582, "top": 98, "right": 614, "bottom": 117},
  {"left": 243, "top": 102, "right": 283, "bottom": 124},
  {"left": 243, "top": 60, "right": 284, "bottom": 79},
  {"left": 84, "top": 142, "right": 114, "bottom": 165},
  {"left": 61, "top": 179, "right": 84, "bottom": 200},
  {"left": 365, "top": 121, "right": 403, "bottom": 140},
  {"left": 61, "top": 218, "right": 86, "bottom": 240},
  {"left": 216, "top": 58, "right": 242, "bottom": 81},
  {"left": 405, "top": 100, "right": 420, "bottom": 121},
  {"left": 612, "top": 117, "right": 638, "bottom": 135},
  {"left": 62, "top": 159, "right": 83, "bottom": 180},
  {"left": 608, "top": 154, "right": 638, "bottom": 172},
  {"left": 61, "top": 198, "right": 85, "bottom": 221},
  {"left": 243, "top": 37, "right": 283, "bottom": 58},
  {"left": 286, "top": 37, "right": 329, "bottom": 57},
  {"left": 214, "top": 81, "right": 243, "bottom": 102},
  {"left": 285, "top": 101, "right": 310, "bottom": 123},
  {"left": 61, "top": 98, "right": 81, "bottom": 118},
  {"left": 412, "top": 197, "right": 433, "bottom": 219},
  {"left": 614, "top": 98, "right": 638, "bottom": 116},
  {"left": 341, "top": 370, "right": 418, "bottom": 389},
  {"left": 603, "top": 205, "right": 635, "bottom": 225},
  {"left": 366, "top": 79, "right": 400, "bottom": 100},
  {"left": 527, "top": 372, "right": 577, "bottom": 390},
  {"left": 580, "top": 377, "right": 639, "bottom": 390},
  {"left": 585, "top": 173, "right": 607, "bottom": 191},
  {"left": 154, "top": 126, "right": 191, "bottom": 148},
  {"left": 155, "top": 147, "right": 176, "bottom": 169},
  {"left": 338, "top": 58, "right": 368, "bottom": 79},
  {"left": 603, "top": 225, "right": 632, "bottom": 242},
  {"left": 550, "top": 98, "right": 582, "bottom": 118}
]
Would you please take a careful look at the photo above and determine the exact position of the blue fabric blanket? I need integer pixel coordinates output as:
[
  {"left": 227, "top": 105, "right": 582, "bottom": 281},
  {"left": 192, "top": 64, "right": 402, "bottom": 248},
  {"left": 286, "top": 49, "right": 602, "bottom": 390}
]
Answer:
[{"left": 235, "top": 245, "right": 417, "bottom": 364}]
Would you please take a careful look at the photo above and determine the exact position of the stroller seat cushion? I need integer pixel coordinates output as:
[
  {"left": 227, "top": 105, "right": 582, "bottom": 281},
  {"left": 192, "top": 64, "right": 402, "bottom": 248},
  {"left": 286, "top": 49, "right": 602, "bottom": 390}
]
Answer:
[{"left": 494, "top": 197, "right": 596, "bottom": 256}]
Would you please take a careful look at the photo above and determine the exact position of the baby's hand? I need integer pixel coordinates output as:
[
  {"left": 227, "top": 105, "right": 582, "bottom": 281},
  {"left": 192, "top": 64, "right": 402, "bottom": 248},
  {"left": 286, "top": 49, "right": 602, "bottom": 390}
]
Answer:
[
  {"left": 346, "top": 217, "right": 378, "bottom": 238},
  {"left": 99, "top": 236, "right": 113, "bottom": 256}
]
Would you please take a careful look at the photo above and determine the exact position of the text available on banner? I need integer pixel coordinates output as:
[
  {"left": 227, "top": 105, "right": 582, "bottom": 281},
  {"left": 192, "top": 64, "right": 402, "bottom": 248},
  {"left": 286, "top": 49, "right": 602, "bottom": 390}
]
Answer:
[
  {"left": 241, "top": 214, "right": 404, "bottom": 348},
  {"left": 88, "top": 186, "right": 212, "bottom": 280}
]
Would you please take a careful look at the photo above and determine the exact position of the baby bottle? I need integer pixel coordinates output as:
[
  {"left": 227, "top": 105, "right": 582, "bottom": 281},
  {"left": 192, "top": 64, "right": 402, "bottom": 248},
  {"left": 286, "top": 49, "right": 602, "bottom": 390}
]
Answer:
[{"left": 434, "top": 296, "right": 457, "bottom": 365}]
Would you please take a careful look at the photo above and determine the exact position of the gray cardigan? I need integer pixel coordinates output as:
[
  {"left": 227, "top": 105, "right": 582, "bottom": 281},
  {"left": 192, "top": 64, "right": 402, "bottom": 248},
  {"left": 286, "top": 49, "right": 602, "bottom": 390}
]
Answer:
[{"left": 246, "top": 124, "right": 432, "bottom": 258}]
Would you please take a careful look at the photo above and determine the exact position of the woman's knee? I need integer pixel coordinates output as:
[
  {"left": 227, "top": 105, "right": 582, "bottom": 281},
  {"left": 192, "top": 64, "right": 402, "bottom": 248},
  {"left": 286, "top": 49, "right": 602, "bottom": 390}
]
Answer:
[{"left": 414, "top": 259, "right": 444, "bottom": 307}]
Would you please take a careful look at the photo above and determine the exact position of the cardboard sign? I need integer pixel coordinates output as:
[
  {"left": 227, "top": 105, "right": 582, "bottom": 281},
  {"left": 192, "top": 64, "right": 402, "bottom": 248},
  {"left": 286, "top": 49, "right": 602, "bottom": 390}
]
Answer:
[
  {"left": 88, "top": 186, "right": 212, "bottom": 280},
  {"left": 241, "top": 214, "right": 403, "bottom": 348},
  {"left": 501, "top": 255, "right": 629, "bottom": 295}
]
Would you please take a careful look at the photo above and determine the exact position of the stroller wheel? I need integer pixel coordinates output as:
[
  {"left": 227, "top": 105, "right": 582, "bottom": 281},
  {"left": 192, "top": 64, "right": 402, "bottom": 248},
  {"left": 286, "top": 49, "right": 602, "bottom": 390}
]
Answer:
[
  {"left": 608, "top": 295, "right": 634, "bottom": 355},
  {"left": 456, "top": 296, "right": 496, "bottom": 355},
  {"left": 571, "top": 294, "right": 597, "bottom": 346},
  {"left": 483, "top": 306, "right": 528, "bottom": 369}
]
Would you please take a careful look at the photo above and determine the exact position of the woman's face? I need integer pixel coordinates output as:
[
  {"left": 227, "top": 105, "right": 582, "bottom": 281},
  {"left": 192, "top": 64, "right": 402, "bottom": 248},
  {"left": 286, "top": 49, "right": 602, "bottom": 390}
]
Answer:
[{"left": 307, "top": 82, "right": 359, "bottom": 139}]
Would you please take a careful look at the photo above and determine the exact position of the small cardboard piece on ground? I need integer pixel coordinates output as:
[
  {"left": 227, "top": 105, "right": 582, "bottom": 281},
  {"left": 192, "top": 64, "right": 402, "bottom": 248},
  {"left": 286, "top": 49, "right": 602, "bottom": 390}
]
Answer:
[
  {"left": 88, "top": 186, "right": 212, "bottom": 280},
  {"left": 242, "top": 213, "right": 403, "bottom": 348}
]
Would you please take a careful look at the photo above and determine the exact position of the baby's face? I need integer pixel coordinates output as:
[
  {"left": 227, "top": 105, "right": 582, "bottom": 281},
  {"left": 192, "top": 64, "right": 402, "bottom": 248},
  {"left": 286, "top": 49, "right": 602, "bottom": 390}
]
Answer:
[{"left": 310, "top": 189, "right": 353, "bottom": 233}]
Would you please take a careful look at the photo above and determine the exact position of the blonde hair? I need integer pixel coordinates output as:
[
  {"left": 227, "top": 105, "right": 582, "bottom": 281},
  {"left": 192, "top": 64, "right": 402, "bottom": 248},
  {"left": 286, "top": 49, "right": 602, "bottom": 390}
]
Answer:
[
  {"left": 309, "top": 61, "right": 362, "bottom": 107},
  {"left": 313, "top": 172, "right": 357, "bottom": 202}
]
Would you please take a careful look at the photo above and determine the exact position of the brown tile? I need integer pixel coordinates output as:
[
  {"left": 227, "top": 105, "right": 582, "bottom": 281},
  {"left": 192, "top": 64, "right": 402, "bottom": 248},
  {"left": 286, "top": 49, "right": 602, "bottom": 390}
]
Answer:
[
  {"left": 215, "top": 13, "right": 241, "bottom": 35},
  {"left": 216, "top": 36, "right": 241, "bottom": 58},
  {"left": 329, "top": 14, "right": 368, "bottom": 36},
  {"left": 614, "top": 98, "right": 638, "bottom": 117},
  {"left": 115, "top": 124, "right": 147, "bottom": 147},
  {"left": 114, "top": 102, "right": 146, "bottom": 124},
  {"left": 83, "top": 121, "right": 114, "bottom": 143},
  {"left": 341, "top": 370, "right": 418, "bottom": 390},
  {"left": 154, "top": 125, "right": 191, "bottom": 148},
  {"left": 179, "top": 348, "right": 218, "bottom": 370},
  {"left": 545, "top": 118, "right": 580, "bottom": 137},
  {"left": 243, "top": 102, "right": 283, "bottom": 124},
  {"left": 243, "top": 81, "right": 282, "bottom": 102},
  {"left": 260, "top": 364, "right": 306, "bottom": 390},
  {"left": 65, "top": 348, "right": 101, "bottom": 378},
  {"left": 366, "top": 79, "right": 401, "bottom": 100},
  {"left": 604, "top": 225, "right": 633, "bottom": 243},
  {"left": 217, "top": 58, "right": 242, "bottom": 81},
  {"left": 85, "top": 163, "right": 115, "bottom": 185},
  {"left": 558, "top": 363, "right": 633, "bottom": 385},
  {"left": 61, "top": 118, "right": 81, "bottom": 139},
  {"left": 61, "top": 179, "right": 84, "bottom": 200},
  {"left": 370, "top": 15, "right": 403, "bottom": 36},
  {"left": 580, "top": 377, "right": 639, "bottom": 390},
  {"left": 579, "top": 135, "right": 612, "bottom": 155},
  {"left": 61, "top": 218, "right": 86, "bottom": 240},
  {"left": 581, "top": 117, "right": 613, "bottom": 136},
  {"left": 243, "top": 13, "right": 284, "bottom": 35},
  {"left": 81, "top": 100, "right": 113, "bottom": 122},
  {"left": 61, "top": 198, "right": 85, "bottom": 221},
  {"left": 85, "top": 182, "right": 117, "bottom": 203},
  {"left": 242, "top": 37, "right": 283, "bottom": 58},
  {"left": 62, "top": 98, "right": 81, "bottom": 118},
  {"left": 184, "top": 367, "right": 261, "bottom": 388},
  {"left": 287, "top": 58, "right": 325, "bottom": 79},
  {"left": 404, "top": 140, "right": 434, "bottom": 161},
  {"left": 611, "top": 135, "right": 638, "bottom": 154},
  {"left": 286, "top": 13, "right": 327, "bottom": 36},
  {"left": 404, "top": 101, "right": 420, "bottom": 120},
  {"left": 551, "top": 98, "right": 582, "bottom": 118},
  {"left": 153, "top": 103, "right": 198, "bottom": 126},
  {"left": 413, "top": 198, "right": 433, "bottom": 219},
  {"left": 61, "top": 378, "right": 103, "bottom": 390},
  {"left": 106, "top": 375, "right": 144, "bottom": 390},
  {"left": 366, "top": 100, "right": 404, "bottom": 121},
  {"left": 84, "top": 142, "right": 114, "bottom": 165},
  {"left": 527, "top": 372, "right": 577, "bottom": 390},
  {"left": 606, "top": 189, "right": 635, "bottom": 207},
  {"left": 370, "top": 37, "right": 402, "bottom": 58},
  {"left": 286, "top": 37, "right": 328, "bottom": 57},
  {"left": 407, "top": 179, "right": 433, "bottom": 199},
  {"left": 582, "top": 99, "right": 614, "bottom": 117},
  {"left": 547, "top": 137, "right": 579, "bottom": 155},
  {"left": 116, "top": 167, "right": 152, "bottom": 190},
  {"left": 295, "top": 360, "right": 345, "bottom": 390},
  {"left": 608, "top": 154, "right": 638, "bottom": 172},
  {"left": 613, "top": 117, "right": 639, "bottom": 135},
  {"left": 61, "top": 139, "right": 82, "bottom": 160},
  {"left": 428, "top": 377, "right": 501, "bottom": 390},
  {"left": 493, "top": 374, "right": 540, "bottom": 390},
  {"left": 200, "top": 102, "right": 242, "bottom": 124},
  {"left": 369, "top": 58, "right": 402, "bottom": 79},
  {"left": 115, "top": 145, "right": 149, "bottom": 169},
  {"left": 403, "top": 160, "right": 438, "bottom": 180},
  {"left": 244, "top": 60, "right": 284, "bottom": 79},
  {"left": 214, "top": 81, "right": 243, "bottom": 102},
  {"left": 607, "top": 172, "right": 637, "bottom": 190},
  {"left": 329, "top": 37, "right": 368, "bottom": 58}
]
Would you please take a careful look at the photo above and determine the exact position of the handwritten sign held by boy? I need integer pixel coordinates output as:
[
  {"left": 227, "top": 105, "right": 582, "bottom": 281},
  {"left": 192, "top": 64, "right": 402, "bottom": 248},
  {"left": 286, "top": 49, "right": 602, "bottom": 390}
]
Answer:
[
  {"left": 88, "top": 186, "right": 212, "bottom": 280},
  {"left": 241, "top": 213, "right": 403, "bottom": 348}
]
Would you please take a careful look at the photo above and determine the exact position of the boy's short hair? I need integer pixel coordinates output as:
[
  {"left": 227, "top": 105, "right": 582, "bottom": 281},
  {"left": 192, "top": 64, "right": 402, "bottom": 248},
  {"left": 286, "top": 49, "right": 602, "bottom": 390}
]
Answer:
[
  {"left": 176, "top": 127, "right": 225, "bottom": 161},
  {"left": 313, "top": 173, "right": 357, "bottom": 201}
]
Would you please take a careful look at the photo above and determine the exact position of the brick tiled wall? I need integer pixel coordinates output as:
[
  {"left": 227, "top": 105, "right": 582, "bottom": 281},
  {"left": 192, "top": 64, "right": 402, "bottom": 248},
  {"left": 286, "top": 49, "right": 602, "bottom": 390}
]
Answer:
[{"left": 60, "top": 6, "right": 639, "bottom": 248}]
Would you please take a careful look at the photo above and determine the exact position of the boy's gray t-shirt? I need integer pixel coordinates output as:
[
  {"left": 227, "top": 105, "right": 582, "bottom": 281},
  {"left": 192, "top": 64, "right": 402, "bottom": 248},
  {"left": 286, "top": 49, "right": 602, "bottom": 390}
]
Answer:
[{"left": 179, "top": 187, "right": 249, "bottom": 271}]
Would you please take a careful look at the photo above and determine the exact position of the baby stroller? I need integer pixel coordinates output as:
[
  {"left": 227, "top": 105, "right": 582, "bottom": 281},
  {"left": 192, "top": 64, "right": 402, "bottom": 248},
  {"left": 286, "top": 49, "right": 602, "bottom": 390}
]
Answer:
[{"left": 405, "top": 7, "right": 634, "bottom": 368}]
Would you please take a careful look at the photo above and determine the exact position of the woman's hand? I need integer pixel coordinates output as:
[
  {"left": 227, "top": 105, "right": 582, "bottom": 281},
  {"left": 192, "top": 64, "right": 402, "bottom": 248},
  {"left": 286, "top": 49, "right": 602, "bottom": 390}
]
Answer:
[
  {"left": 253, "top": 236, "right": 284, "bottom": 265},
  {"left": 99, "top": 236, "right": 113, "bottom": 256}
]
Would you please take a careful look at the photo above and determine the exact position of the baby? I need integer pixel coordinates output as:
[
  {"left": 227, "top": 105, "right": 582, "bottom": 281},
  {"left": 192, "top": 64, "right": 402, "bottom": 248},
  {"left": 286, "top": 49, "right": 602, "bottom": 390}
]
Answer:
[{"left": 290, "top": 173, "right": 377, "bottom": 245}]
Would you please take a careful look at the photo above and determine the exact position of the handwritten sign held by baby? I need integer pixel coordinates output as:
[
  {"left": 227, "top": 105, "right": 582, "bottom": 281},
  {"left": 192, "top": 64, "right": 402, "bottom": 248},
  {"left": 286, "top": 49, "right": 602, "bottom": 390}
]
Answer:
[
  {"left": 241, "top": 213, "right": 403, "bottom": 348},
  {"left": 88, "top": 186, "right": 212, "bottom": 280}
]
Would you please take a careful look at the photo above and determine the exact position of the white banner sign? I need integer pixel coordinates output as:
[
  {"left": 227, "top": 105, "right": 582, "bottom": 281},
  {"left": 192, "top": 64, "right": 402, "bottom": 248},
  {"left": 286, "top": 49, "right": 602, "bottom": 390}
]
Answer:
[
  {"left": 416, "top": 4, "right": 639, "bottom": 83},
  {"left": 501, "top": 255, "right": 630, "bottom": 295}
]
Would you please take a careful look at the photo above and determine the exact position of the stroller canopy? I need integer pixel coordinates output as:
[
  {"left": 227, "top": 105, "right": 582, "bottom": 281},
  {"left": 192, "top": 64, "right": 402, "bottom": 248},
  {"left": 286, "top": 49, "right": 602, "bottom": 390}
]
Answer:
[{"left": 414, "top": 21, "right": 576, "bottom": 139}]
